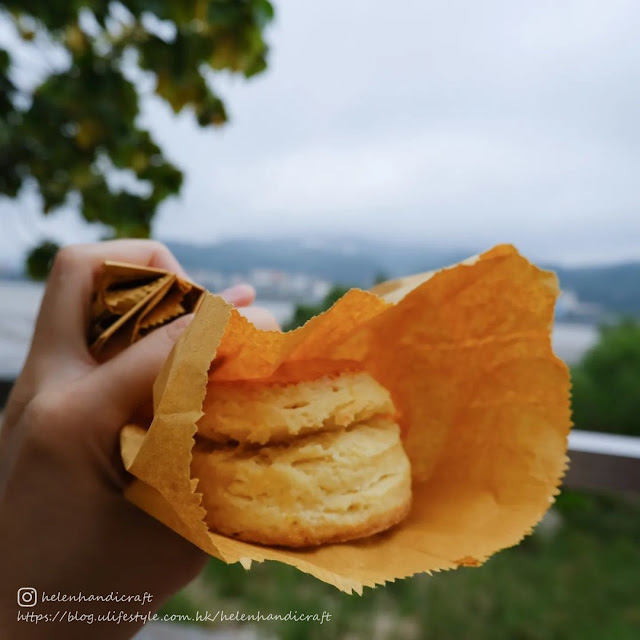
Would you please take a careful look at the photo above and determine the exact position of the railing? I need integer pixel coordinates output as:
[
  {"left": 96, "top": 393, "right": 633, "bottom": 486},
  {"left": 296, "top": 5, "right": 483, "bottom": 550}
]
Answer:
[
  {"left": 564, "top": 430, "right": 640, "bottom": 493},
  {"left": 1, "top": 379, "right": 639, "bottom": 493}
]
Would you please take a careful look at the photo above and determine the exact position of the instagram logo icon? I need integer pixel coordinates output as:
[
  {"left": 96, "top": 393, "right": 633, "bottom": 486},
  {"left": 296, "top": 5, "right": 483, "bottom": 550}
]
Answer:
[{"left": 17, "top": 587, "right": 38, "bottom": 607}]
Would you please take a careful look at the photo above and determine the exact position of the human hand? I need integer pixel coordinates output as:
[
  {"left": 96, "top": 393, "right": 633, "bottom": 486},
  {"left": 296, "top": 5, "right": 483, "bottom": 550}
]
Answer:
[{"left": 0, "top": 240, "right": 279, "bottom": 639}]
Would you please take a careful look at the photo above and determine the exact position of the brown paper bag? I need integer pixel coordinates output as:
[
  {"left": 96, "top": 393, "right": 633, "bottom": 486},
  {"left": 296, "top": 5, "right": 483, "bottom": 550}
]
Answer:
[
  {"left": 88, "top": 261, "right": 205, "bottom": 358},
  {"left": 118, "top": 244, "right": 571, "bottom": 593}
]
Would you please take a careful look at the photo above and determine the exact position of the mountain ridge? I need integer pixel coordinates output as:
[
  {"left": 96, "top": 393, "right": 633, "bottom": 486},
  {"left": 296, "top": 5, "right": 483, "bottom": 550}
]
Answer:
[{"left": 165, "top": 238, "right": 640, "bottom": 316}]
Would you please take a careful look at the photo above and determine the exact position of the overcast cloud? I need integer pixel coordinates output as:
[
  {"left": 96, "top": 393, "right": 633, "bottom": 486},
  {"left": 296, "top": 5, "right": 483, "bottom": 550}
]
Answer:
[{"left": 2, "top": 0, "right": 640, "bottom": 266}]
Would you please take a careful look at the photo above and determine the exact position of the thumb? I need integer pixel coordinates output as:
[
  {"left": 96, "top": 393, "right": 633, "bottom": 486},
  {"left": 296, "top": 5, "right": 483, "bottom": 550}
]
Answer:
[{"left": 94, "top": 314, "right": 194, "bottom": 424}]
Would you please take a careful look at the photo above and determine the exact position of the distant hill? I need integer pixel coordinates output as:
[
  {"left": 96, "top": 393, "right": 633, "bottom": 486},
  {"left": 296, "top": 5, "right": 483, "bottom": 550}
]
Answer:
[
  {"left": 550, "top": 263, "right": 640, "bottom": 316},
  {"left": 166, "top": 238, "right": 640, "bottom": 317},
  {"left": 165, "top": 237, "right": 471, "bottom": 287},
  {"left": 3, "top": 237, "right": 636, "bottom": 316},
  {"left": 165, "top": 238, "right": 640, "bottom": 315}
]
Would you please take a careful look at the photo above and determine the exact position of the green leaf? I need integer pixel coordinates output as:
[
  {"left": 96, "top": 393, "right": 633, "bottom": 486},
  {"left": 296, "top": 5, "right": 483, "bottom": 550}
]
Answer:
[
  {"left": 1, "top": 0, "right": 273, "bottom": 277},
  {"left": 26, "top": 241, "right": 59, "bottom": 280},
  {"left": 571, "top": 319, "right": 640, "bottom": 436}
]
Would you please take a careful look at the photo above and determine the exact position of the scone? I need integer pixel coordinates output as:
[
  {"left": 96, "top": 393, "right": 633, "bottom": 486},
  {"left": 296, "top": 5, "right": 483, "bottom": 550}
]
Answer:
[
  {"left": 197, "top": 371, "right": 397, "bottom": 444},
  {"left": 191, "top": 371, "right": 412, "bottom": 547}
]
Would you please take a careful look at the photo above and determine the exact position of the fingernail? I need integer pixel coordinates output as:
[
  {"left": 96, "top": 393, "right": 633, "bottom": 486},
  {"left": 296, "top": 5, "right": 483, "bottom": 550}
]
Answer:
[{"left": 220, "top": 284, "right": 255, "bottom": 304}]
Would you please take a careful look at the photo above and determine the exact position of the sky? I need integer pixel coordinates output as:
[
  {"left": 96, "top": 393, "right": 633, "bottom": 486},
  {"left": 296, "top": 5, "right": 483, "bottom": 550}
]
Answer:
[{"left": 2, "top": 0, "right": 640, "bottom": 267}]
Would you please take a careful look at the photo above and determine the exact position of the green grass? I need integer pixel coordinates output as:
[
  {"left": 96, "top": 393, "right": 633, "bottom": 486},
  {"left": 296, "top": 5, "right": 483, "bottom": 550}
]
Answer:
[{"left": 160, "top": 490, "right": 640, "bottom": 639}]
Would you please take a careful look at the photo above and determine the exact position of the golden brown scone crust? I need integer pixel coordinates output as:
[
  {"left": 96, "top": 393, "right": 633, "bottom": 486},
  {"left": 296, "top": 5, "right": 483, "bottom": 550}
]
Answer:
[
  {"left": 192, "top": 417, "right": 412, "bottom": 547},
  {"left": 197, "top": 371, "right": 395, "bottom": 445}
]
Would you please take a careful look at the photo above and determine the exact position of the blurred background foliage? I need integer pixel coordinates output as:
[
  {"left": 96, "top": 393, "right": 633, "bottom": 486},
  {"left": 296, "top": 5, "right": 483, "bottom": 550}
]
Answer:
[
  {"left": 282, "top": 285, "right": 349, "bottom": 332},
  {"left": 160, "top": 304, "right": 640, "bottom": 640},
  {"left": 0, "top": 0, "right": 273, "bottom": 278},
  {"left": 571, "top": 319, "right": 640, "bottom": 437}
]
